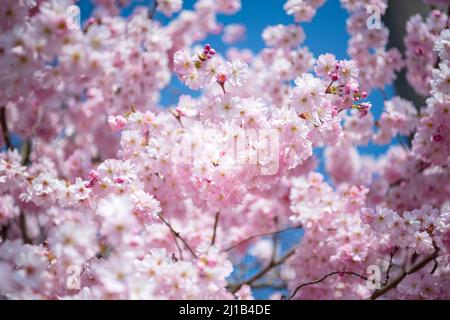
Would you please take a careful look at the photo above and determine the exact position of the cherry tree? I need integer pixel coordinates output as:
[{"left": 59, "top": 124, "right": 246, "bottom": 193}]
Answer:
[{"left": 0, "top": 0, "right": 449, "bottom": 300}]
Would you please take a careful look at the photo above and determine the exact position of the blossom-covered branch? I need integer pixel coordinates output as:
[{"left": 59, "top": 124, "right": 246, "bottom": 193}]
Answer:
[
  {"left": 157, "top": 213, "right": 198, "bottom": 259},
  {"left": 371, "top": 247, "right": 440, "bottom": 300},
  {"left": 0, "top": 0, "right": 449, "bottom": 300}
]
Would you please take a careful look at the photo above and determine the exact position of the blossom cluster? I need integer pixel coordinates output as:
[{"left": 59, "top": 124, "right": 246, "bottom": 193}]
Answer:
[{"left": 0, "top": 0, "right": 449, "bottom": 301}]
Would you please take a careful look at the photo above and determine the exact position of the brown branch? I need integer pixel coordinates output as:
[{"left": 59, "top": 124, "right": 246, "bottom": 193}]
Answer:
[
  {"left": 270, "top": 234, "right": 278, "bottom": 265},
  {"left": 370, "top": 248, "right": 439, "bottom": 300},
  {"left": 157, "top": 213, "right": 198, "bottom": 259},
  {"left": 251, "top": 282, "right": 287, "bottom": 290},
  {"left": 325, "top": 80, "right": 335, "bottom": 94},
  {"left": 430, "top": 240, "right": 440, "bottom": 275},
  {"left": 211, "top": 211, "right": 220, "bottom": 246},
  {"left": 148, "top": 0, "right": 158, "bottom": 20},
  {"left": 287, "top": 271, "right": 368, "bottom": 300},
  {"left": 0, "top": 107, "right": 34, "bottom": 244},
  {"left": 229, "top": 247, "right": 297, "bottom": 293},
  {"left": 169, "top": 109, "right": 184, "bottom": 128},
  {"left": 447, "top": 6, "right": 450, "bottom": 27},
  {"left": 1, "top": 222, "right": 10, "bottom": 244},
  {"left": 21, "top": 138, "right": 32, "bottom": 166},
  {"left": 169, "top": 229, "right": 184, "bottom": 261},
  {"left": 383, "top": 247, "right": 398, "bottom": 286},
  {"left": 224, "top": 224, "right": 303, "bottom": 252},
  {"left": 0, "top": 106, "right": 12, "bottom": 150},
  {"left": 19, "top": 211, "right": 31, "bottom": 244}
]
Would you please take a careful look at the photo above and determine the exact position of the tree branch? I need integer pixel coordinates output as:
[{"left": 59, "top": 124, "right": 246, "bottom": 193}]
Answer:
[
  {"left": 169, "top": 229, "right": 184, "bottom": 260},
  {"left": 19, "top": 211, "right": 31, "bottom": 244},
  {"left": 287, "top": 271, "right": 368, "bottom": 300},
  {"left": 388, "top": 162, "right": 430, "bottom": 190},
  {"left": 157, "top": 213, "right": 198, "bottom": 259},
  {"left": 211, "top": 211, "right": 220, "bottom": 246},
  {"left": 223, "top": 224, "right": 303, "bottom": 252},
  {"left": 251, "top": 282, "right": 287, "bottom": 290},
  {"left": 370, "top": 248, "right": 439, "bottom": 300},
  {"left": 21, "top": 138, "right": 32, "bottom": 166},
  {"left": 169, "top": 109, "right": 184, "bottom": 128},
  {"left": 0, "top": 106, "right": 12, "bottom": 150},
  {"left": 148, "top": 0, "right": 158, "bottom": 20}
]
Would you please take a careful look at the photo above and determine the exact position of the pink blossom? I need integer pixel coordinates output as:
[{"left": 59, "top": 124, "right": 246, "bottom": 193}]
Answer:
[
  {"left": 157, "top": 0, "right": 183, "bottom": 17},
  {"left": 222, "top": 24, "right": 246, "bottom": 44},
  {"left": 0, "top": 0, "right": 449, "bottom": 301}
]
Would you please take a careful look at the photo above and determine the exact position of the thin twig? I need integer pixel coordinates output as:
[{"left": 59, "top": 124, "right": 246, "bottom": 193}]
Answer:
[
  {"left": 431, "top": 257, "right": 439, "bottom": 274},
  {"left": 169, "top": 229, "right": 184, "bottom": 260},
  {"left": 148, "top": 0, "right": 158, "bottom": 19},
  {"left": 224, "top": 224, "right": 303, "bottom": 252},
  {"left": 388, "top": 162, "right": 430, "bottom": 190},
  {"left": 211, "top": 211, "right": 220, "bottom": 246},
  {"left": 287, "top": 271, "right": 368, "bottom": 300},
  {"left": 169, "top": 109, "right": 184, "bottom": 128},
  {"left": 157, "top": 213, "right": 198, "bottom": 259},
  {"left": 325, "top": 80, "right": 335, "bottom": 94},
  {"left": 270, "top": 217, "right": 279, "bottom": 264},
  {"left": 383, "top": 247, "right": 398, "bottom": 286},
  {"left": 430, "top": 240, "right": 440, "bottom": 275}
]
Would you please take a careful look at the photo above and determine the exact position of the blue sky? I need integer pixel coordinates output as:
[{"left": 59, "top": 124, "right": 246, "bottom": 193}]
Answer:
[{"left": 77, "top": 0, "right": 397, "bottom": 298}]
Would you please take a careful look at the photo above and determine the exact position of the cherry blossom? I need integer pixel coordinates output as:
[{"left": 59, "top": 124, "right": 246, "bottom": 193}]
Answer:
[{"left": 0, "top": 0, "right": 449, "bottom": 301}]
